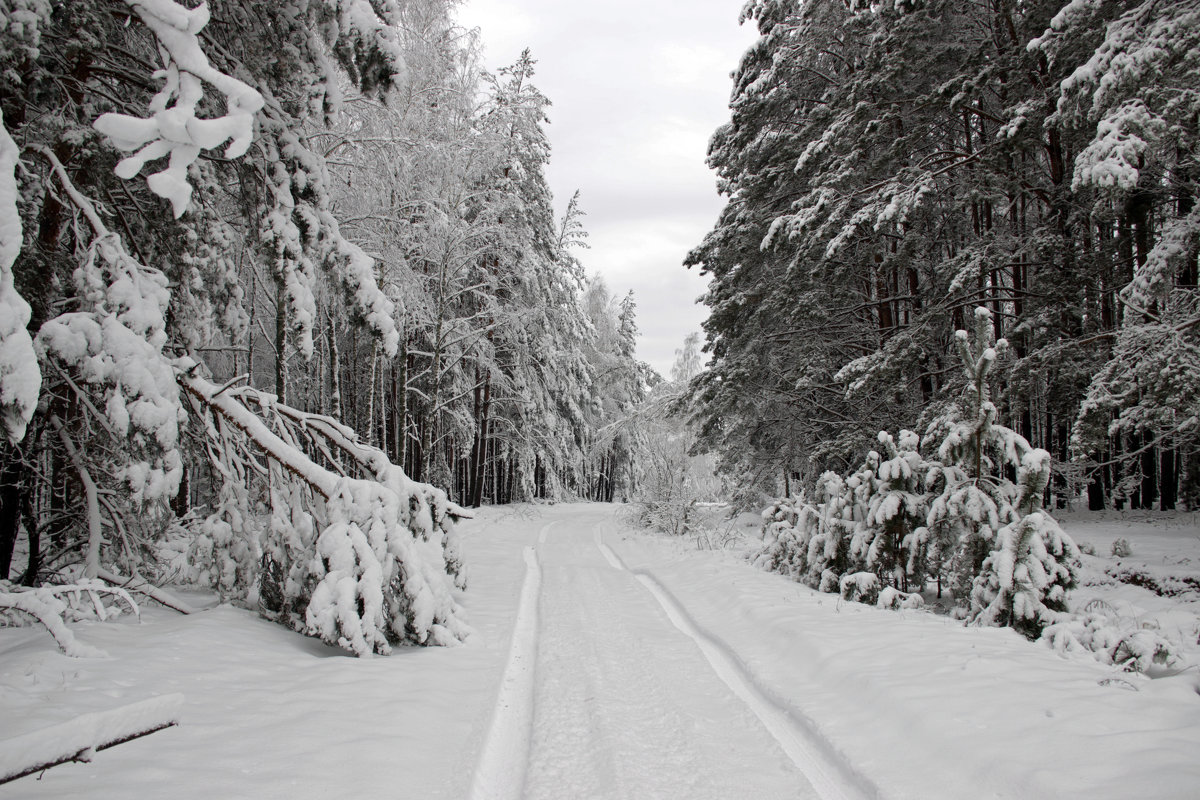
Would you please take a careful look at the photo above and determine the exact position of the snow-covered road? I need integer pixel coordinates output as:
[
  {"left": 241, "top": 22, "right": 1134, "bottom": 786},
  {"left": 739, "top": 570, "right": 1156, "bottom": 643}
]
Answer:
[
  {"left": 467, "top": 505, "right": 1200, "bottom": 800},
  {"left": 3, "top": 503, "right": 1198, "bottom": 799},
  {"left": 523, "top": 512, "right": 813, "bottom": 799}
]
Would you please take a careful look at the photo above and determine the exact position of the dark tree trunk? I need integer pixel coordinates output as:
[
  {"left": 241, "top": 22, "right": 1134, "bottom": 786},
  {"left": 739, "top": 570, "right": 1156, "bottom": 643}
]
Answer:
[
  {"left": 470, "top": 373, "right": 492, "bottom": 508},
  {"left": 171, "top": 464, "right": 189, "bottom": 518},
  {"left": 0, "top": 445, "right": 27, "bottom": 580},
  {"left": 274, "top": 274, "right": 287, "bottom": 406},
  {"left": 1138, "top": 436, "right": 1157, "bottom": 510},
  {"left": 1160, "top": 447, "right": 1178, "bottom": 510},
  {"left": 1087, "top": 466, "right": 1107, "bottom": 511}
]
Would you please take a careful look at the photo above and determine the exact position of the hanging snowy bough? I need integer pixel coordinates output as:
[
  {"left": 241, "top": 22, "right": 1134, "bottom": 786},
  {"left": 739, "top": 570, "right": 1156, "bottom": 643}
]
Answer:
[
  {"left": 180, "top": 372, "right": 470, "bottom": 656},
  {"left": 0, "top": 111, "right": 38, "bottom": 444},
  {"left": 92, "top": 0, "right": 265, "bottom": 218},
  {"left": 34, "top": 148, "right": 184, "bottom": 506}
]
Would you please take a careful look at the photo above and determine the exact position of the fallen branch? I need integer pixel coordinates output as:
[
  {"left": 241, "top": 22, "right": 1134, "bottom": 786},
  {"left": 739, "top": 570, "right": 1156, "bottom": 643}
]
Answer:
[
  {"left": 0, "top": 588, "right": 105, "bottom": 658},
  {"left": 96, "top": 568, "right": 196, "bottom": 615},
  {"left": 0, "top": 694, "right": 184, "bottom": 785}
]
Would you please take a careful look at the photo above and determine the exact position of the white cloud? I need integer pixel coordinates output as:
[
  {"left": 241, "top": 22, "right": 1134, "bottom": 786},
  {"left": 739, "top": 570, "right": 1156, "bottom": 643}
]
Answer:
[
  {"left": 454, "top": 0, "right": 757, "bottom": 375},
  {"left": 455, "top": 0, "right": 537, "bottom": 49},
  {"left": 653, "top": 42, "right": 729, "bottom": 88}
]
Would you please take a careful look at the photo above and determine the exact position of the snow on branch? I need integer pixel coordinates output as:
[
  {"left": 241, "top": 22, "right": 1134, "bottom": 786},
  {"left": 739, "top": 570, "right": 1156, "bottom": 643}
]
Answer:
[
  {"left": 93, "top": 0, "right": 264, "bottom": 218},
  {"left": 0, "top": 580, "right": 139, "bottom": 658},
  {"left": 0, "top": 694, "right": 183, "bottom": 786},
  {"left": 180, "top": 371, "right": 469, "bottom": 655},
  {"left": 0, "top": 111, "right": 39, "bottom": 443},
  {"left": 34, "top": 147, "right": 183, "bottom": 504}
]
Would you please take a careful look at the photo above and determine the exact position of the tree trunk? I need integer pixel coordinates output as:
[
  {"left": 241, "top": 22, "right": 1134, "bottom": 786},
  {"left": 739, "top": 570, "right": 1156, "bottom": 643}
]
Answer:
[
  {"left": 327, "top": 320, "right": 341, "bottom": 421},
  {"left": 274, "top": 273, "right": 288, "bottom": 406},
  {"left": 171, "top": 464, "right": 189, "bottom": 518},
  {"left": 470, "top": 372, "right": 492, "bottom": 507},
  {"left": 1140, "top": 438, "right": 1158, "bottom": 510},
  {"left": 397, "top": 339, "right": 409, "bottom": 470},
  {"left": 0, "top": 444, "right": 26, "bottom": 580},
  {"left": 1160, "top": 447, "right": 1178, "bottom": 511}
]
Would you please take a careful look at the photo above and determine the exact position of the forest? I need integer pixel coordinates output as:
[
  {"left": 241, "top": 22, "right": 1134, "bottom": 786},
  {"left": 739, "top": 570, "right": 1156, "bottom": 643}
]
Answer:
[
  {"left": 687, "top": 0, "right": 1200, "bottom": 516},
  {"left": 0, "top": 0, "right": 664, "bottom": 653},
  {"left": 0, "top": 0, "right": 1197, "bottom": 656},
  {"left": 1, "top": 3, "right": 1197, "bottom": 794}
]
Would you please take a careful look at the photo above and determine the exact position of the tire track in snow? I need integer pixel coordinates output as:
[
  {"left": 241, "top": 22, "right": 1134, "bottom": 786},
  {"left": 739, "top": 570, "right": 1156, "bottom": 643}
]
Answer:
[
  {"left": 468, "top": 545, "right": 542, "bottom": 800},
  {"left": 594, "top": 531, "right": 876, "bottom": 800}
]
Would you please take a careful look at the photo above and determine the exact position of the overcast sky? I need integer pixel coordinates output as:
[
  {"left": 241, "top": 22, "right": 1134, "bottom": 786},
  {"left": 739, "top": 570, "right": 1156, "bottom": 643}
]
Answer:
[{"left": 452, "top": 0, "right": 758, "bottom": 377}]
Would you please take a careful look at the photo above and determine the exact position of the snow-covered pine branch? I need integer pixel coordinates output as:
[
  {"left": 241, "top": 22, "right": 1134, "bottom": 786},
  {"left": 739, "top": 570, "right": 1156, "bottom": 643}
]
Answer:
[
  {"left": 92, "top": 0, "right": 264, "bottom": 218},
  {"left": 34, "top": 147, "right": 184, "bottom": 506},
  {"left": 180, "top": 371, "right": 469, "bottom": 655},
  {"left": 0, "top": 111, "right": 39, "bottom": 444}
]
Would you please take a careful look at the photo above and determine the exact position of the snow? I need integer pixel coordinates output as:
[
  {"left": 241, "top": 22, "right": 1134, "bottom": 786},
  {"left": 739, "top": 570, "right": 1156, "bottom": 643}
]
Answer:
[
  {"left": 468, "top": 546, "right": 540, "bottom": 800},
  {"left": 0, "top": 694, "right": 182, "bottom": 783},
  {"left": 93, "top": 0, "right": 264, "bottom": 217},
  {"left": 0, "top": 111, "right": 39, "bottom": 444},
  {"left": 1, "top": 504, "right": 1197, "bottom": 797}
]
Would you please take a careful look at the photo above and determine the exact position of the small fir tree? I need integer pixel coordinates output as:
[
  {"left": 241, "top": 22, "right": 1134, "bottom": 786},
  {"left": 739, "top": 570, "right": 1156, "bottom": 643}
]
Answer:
[
  {"left": 924, "top": 307, "right": 1079, "bottom": 627},
  {"left": 970, "top": 449, "right": 1080, "bottom": 638},
  {"left": 860, "top": 430, "right": 928, "bottom": 592}
]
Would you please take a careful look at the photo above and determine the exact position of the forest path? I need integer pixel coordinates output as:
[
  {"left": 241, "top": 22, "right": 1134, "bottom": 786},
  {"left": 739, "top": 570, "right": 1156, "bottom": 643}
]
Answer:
[{"left": 470, "top": 505, "right": 859, "bottom": 800}]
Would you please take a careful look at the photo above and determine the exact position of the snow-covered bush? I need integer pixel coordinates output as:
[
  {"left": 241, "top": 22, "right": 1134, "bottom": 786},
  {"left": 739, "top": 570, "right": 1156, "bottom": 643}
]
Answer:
[
  {"left": 1042, "top": 601, "right": 1186, "bottom": 676},
  {"left": 839, "top": 571, "right": 880, "bottom": 605},
  {"left": 928, "top": 308, "right": 1079, "bottom": 633},
  {"left": 753, "top": 497, "right": 805, "bottom": 578},
  {"left": 970, "top": 450, "right": 1079, "bottom": 638},
  {"left": 755, "top": 308, "right": 1081, "bottom": 634},
  {"left": 857, "top": 430, "right": 929, "bottom": 592},
  {"left": 753, "top": 467, "right": 861, "bottom": 590},
  {"left": 806, "top": 468, "right": 860, "bottom": 586},
  {"left": 877, "top": 586, "right": 923, "bottom": 610},
  {"left": 1111, "top": 538, "right": 1132, "bottom": 558}
]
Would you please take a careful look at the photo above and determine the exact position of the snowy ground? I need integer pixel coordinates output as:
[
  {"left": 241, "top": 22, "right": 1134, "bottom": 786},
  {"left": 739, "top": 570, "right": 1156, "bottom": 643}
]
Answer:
[
  {"left": 1, "top": 504, "right": 1198, "bottom": 798},
  {"left": 1060, "top": 510, "right": 1200, "bottom": 655}
]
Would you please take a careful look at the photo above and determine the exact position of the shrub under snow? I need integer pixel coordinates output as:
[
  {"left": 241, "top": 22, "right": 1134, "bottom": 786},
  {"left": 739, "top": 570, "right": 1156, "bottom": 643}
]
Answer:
[{"left": 1042, "top": 601, "right": 1186, "bottom": 676}]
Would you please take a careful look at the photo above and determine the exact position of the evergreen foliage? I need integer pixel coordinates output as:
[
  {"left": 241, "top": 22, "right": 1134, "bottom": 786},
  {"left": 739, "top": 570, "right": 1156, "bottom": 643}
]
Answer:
[
  {"left": 0, "top": 0, "right": 645, "bottom": 654},
  {"left": 754, "top": 308, "right": 1080, "bottom": 638},
  {"left": 689, "top": 0, "right": 1200, "bottom": 513}
]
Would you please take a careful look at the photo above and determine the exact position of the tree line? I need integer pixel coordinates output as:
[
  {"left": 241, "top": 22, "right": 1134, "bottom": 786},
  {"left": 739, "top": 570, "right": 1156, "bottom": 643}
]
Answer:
[
  {"left": 686, "top": 0, "right": 1200, "bottom": 511},
  {"left": 0, "top": 0, "right": 647, "bottom": 596}
]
